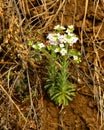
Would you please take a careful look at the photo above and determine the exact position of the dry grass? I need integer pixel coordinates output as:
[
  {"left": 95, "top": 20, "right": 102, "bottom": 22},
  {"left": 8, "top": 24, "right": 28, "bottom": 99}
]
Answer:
[
  {"left": 80, "top": 0, "right": 104, "bottom": 128},
  {"left": 0, "top": 0, "right": 104, "bottom": 129},
  {"left": 0, "top": 0, "right": 65, "bottom": 129}
]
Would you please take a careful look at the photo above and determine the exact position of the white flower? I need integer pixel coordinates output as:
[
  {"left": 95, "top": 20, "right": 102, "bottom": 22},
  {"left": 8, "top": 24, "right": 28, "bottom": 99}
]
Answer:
[
  {"left": 59, "top": 43, "right": 64, "bottom": 48},
  {"left": 54, "top": 48, "right": 60, "bottom": 53},
  {"left": 68, "top": 25, "right": 74, "bottom": 29},
  {"left": 38, "top": 43, "right": 45, "bottom": 49},
  {"left": 47, "top": 33, "right": 60, "bottom": 40},
  {"left": 32, "top": 44, "right": 37, "bottom": 49},
  {"left": 60, "top": 48, "right": 67, "bottom": 56},
  {"left": 68, "top": 37, "right": 78, "bottom": 46},
  {"left": 58, "top": 34, "right": 67, "bottom": 43},
  {"left": 47, "top": 33, "right": 60, "bottom": 45},
  {"left": 47, "top": 33, "right": 53, "bottom": 40},
  {"left": 54, "top": 25, "right": 65, "bottom": 30},
  {"left": 73, "top": 55, "right": 78, "bottom": 60},
  {"left": 66, "top": 31, "right": 74, "bottom": 37},
  {"left": 64, "top": 35, "right": 78, "bottom": 46},
  {"left": 66, "top": 25, "right": 74, "bottom": 34},
  {"left": 66, "top": 29, "right": 71, "bottom": 34},
  {"left": 49, "top": 40, "right": 55, "bottom": 45}
]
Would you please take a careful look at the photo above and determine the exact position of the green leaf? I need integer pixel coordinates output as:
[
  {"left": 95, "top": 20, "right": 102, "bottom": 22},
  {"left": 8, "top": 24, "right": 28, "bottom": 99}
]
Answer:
[{"left": 28, "top": 41, "right": 34, "bottom": 46}]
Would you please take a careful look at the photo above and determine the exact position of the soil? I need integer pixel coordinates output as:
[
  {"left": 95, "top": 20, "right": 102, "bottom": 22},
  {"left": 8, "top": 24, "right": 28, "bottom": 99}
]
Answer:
[
  {"left": 41, "top": 91, "right": 98, "bottom": 130},
  {"left": 0, "top": 0, "right": 104, "bottom": 130}
]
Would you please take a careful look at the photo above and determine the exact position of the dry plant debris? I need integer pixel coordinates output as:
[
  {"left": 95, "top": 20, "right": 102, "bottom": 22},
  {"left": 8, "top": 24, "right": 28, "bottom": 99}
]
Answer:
[{"left": 0, "top": 0, "right": 104, "bottom": 130}]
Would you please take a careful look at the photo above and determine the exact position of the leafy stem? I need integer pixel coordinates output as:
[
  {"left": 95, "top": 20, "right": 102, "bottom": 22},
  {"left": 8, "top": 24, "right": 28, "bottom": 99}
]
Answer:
[{"left": 29, "top": 25, "right": 81, "bottom": 107}]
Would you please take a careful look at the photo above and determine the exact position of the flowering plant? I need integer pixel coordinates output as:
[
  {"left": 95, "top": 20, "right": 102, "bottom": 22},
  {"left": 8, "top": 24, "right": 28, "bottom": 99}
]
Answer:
[{"left": 29, "top": 25, "right": 81, "bottom": 107}]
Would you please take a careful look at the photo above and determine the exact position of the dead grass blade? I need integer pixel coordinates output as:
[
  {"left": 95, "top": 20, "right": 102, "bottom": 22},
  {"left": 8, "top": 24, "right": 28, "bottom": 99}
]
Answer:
[{"left": 0, "top": 84, "right": 27, "bottom": 121}]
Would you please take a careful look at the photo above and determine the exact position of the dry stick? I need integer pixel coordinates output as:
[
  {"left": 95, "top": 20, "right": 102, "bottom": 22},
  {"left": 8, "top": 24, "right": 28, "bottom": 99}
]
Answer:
[
  {"left": 80, "top": 0, "right": 88, "bottom": 45},
  {"left": 58, "top": 107, "right": 65, "bottom": 130},
  {"left": 73, "top": 0, "right": 77, "bottom": 24},
  {"left": 0, "top": 65, "right": 18, "bottom": 80},
  {"left": 93, "top": 42, "right": 104, "bottom": 126},
  {"left": 80, "top": 0, "right": 95, "bottom": 84},
  {"left": 99, "top": 94, "right": 104, "bottom": 130},
  {"left": 25, "top": 69, "right": 40, "bottom": 130},
  {"left": 31, "top": 0, "right": 66, "bottom": 32},
  {"left": 93, "top": 0, "right": 99, "bottom": 38},
  {"left": 43, "top": 0, "right": 66, "bottom": 29},
  {"left": 80, "top": 1, "right": 99, "bottom": 102},
  {"left": 89, "top": 0, "right": 104, "bottom": 127},
  {"left": 93, "top": 0, "right": 104, "bottom": 126},
  {"left": 0, "top": 84, "right": 27, "bottom": 121},
  {"left": 93, "top": 54, "right": 101, "bottom": 122},
  {"left": 29, "top": 1, "right": 58, "bottom": 30},
  {"left": 81, "top": 0, "right": 96, "bottom": 84},
  {"left": 60, "top": 0, "right": 67, "bottom": 25},
  {"left": 81, "top": 1, "right": 103, "bottom": 127},
  {"left": 19, "top": 0, "right": 25, "bottom": 17},
  {"left": 24, "top": 0, "right": 56, "bottom": 30},
  {"left": 42, "top": 0, "right": 47, "bottom": 12},
  {"left": 6, "top": 69, "right": 11, "bottom": 127},
  {"left": 0, "top": 62, "right": 15, "bottom": 64},
  {"left": 99, "top": 123, "right": 104, "bottom": 130},
  {"left": 7, "top": 68, "right": 13, "bottom": 125},
  {"left": 95, "top": 18, "right": 104, "bottom": 39},
  {"left": 93, "top": 0, "right": 104, "bottom": 39},
  {"left": 13, "top": 0, "right": 26, "bottom": 43},
  {"left": 25, "top": 0, "right": 30, "bottom": 15}
]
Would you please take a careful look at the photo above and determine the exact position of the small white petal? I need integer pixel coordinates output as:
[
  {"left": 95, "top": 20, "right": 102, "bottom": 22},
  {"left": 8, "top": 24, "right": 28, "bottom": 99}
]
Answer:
[
  {"left": 54, "top": 25, "right": 65, "bottom": 30},
  {"left": 60, "top": 48, "right": 67, "bottom": 56},
  {"left": 73, "top": 56, "right": 78, "bottom": 60},
  {"left": 58, "top": 35, "right": 67, "bottom": 43},
  {"left": 65, "top": 35, "right": 78, "bottom": 46},
  {"left": 68, "top": 25, "right": 74, "bottom": 29},
  {"left": 54, "top": 48, "right": 59, "bottom": 53},
  {"left": 69, "top": 37, "right": 78, "bottom": 45},
  {"left": 32, "top": 44, "right": 36, "bottom": 49},
  {"left": 38, "top": 43, "right": 45, "bottom": 49},
  {"left": 59, "top": 43, "right": 64, "bottom": 48},
  {"left": 47, "top": 33, "right": 60, "bottom": 45}
]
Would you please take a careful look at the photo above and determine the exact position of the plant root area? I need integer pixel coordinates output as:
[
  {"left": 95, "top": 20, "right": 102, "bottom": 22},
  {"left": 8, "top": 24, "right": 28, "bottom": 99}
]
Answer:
[{"left": 0, "top": 0, "right": 104, "bottom": 130}]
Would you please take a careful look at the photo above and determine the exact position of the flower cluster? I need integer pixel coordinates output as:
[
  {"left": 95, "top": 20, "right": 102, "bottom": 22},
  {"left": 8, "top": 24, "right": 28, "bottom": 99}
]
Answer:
[
  {"left": 29, "top": 25, "right": 80, "bottom": 60},
  {"left": 47, "top": 25, "right": 78, "bottom": 45},
  {"left": 28, "top": 25, "right": 81, "bottom": 107},
  {"left": 46, "top": 25, "right": 79, "bottom": 58}
]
